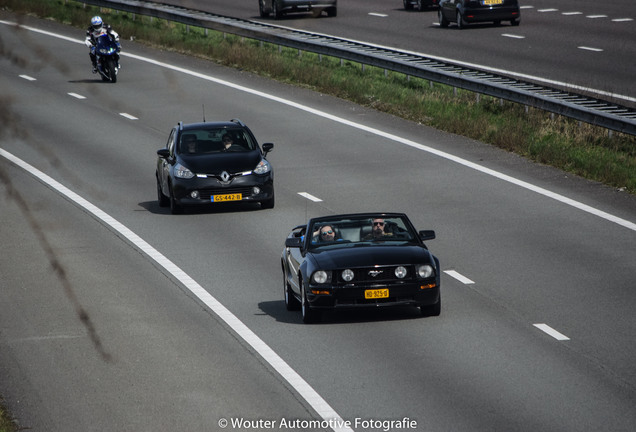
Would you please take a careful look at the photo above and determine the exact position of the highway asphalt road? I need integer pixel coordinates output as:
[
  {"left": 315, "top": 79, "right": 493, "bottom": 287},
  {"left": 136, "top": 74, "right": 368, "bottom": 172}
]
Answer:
[
  {"left": 165, "top": 0, "right": 636, "bottom": 105},
  {"left": 1, "top": 12, "right": 636, "bottom": 432}
]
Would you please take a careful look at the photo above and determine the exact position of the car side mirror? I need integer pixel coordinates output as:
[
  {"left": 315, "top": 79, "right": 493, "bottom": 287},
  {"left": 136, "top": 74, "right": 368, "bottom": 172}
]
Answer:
[
  {"left": 262, "top": 143, "right": 274, "bottom": 156},
  {"left": 285, "top": 237, "right": 303, "bottom": 248},
  {"left": 419, "top": 230, "right": 436, "bottom": 241},
  {"left": 157, "top": 148, "right": 170, "bottom": 158}
]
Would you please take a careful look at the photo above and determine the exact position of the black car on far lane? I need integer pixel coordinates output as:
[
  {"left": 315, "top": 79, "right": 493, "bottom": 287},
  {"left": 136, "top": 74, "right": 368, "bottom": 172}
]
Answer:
[
  {"left": 404, "top": 0, "right": 439, "bottom": 11},
  {"left": 438, "top": 0, "right": 520, "bottom": 29},
  {"left": 282, "top": 213, "right": 441, "bottom": 323},
  {"left": 156, "top": 119, "right": 274, "bottom": 214}
]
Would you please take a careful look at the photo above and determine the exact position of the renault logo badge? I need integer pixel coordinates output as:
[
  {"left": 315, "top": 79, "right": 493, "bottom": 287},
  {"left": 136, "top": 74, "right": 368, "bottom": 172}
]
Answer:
[{"left": 220, "top": 171, "right": 230, "bottom": 182}]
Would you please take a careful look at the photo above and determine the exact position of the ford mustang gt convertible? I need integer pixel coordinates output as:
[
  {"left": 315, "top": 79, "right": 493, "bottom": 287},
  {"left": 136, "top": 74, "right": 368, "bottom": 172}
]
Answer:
[{"left": 281, "top": 213, "right": 441, "bottom": 323}]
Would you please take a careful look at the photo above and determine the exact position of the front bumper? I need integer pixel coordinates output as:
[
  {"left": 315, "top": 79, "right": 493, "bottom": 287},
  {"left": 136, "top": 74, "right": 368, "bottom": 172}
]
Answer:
[
  {"left": 172, "top": 173, "right": 274, "bottom": 206},
  {"left": 306, "top": 280, "right": 440, "bottom": 310}
]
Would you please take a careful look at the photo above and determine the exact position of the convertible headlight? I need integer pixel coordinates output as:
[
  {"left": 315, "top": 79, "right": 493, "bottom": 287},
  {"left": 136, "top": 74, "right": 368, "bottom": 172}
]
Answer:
[
  {"left": 395, "top": 266, "right": 408, "bottom": 279},
  {"left": 253, "top": 159, "right": 271, "bottom": 175},
  {"left": 311, "top": 270, "right": 331, "bottom": 284},
  {"left": 174, "top": 163, "right": 194, "bottom": 179},
  {"left": 341, "top": 269, "right": 354, "bottom": 282},
  {"left": 416, "top": 264, "right": 435, "bottom": 278}
]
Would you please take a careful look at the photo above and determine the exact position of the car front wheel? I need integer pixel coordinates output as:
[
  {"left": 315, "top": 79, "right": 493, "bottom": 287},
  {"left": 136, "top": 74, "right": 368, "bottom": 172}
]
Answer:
[
  {"left": 261, "top": 194, "right": 275, "bottom": 209},
  {"left": 259, "top": 0, "right": 269, "bottom": 17},
  {"left": 301, "top": 280, "right": 321, "bottom": 323},
  {"left": 273, "top": 1, "right": 283, "bottom": 19},
  {"left": 157, "top": 175, "right": 169, "bottom": 207},
  {"left": 420, "top": 295, "right": 441, "bottom": 317},
  {"left": 456, "top": 10, "right": 466, "bottom": 29},
  {"left": 438, "top": 9, "right": 449, "bottom": 27},
  {"left": 283, "top": 268, "right": 300, "bottom": 311},
  {"left": 169, "top": 184, "right": 183, "bottom": 214}
]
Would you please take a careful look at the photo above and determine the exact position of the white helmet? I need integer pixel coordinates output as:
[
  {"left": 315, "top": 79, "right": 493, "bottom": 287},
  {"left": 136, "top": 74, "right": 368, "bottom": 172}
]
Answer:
[{"left": 91, "top": 16, "right": 103, "bottom": 30}]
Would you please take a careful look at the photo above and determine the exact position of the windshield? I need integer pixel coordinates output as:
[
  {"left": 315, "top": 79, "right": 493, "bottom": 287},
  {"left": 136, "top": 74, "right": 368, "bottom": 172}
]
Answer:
[
  {"left": 179, "top": 128, "right": 257, "bottom": 155},
  {"left": 309, "top": 215, "right": 416, "bottom": 249}
]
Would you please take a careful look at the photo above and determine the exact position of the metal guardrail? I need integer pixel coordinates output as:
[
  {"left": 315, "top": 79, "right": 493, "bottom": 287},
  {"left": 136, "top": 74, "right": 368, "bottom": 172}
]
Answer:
[{"left": 84, "top": 0, "right": 636, "bottom": 136}]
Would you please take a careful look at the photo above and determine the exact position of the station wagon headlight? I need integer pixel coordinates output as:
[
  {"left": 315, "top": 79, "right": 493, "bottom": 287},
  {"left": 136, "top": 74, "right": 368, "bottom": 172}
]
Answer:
[
  {"left": 174, "top": 163, "right": 194, "bottom": 179},
  {"left": 416, "top": 264, "right": 434, "bottom": 278},
  {"left": 312, "top": 270, "right": 330, "bottom": 284},
  {"left": 341, "top": 269, "right": 354, "bottom": 282},
  {"left": 253, "top": 159, "right": 271, "bottom": 175},
  {"left": 395, "top": 266, "right": 408, "bottom": 279}
]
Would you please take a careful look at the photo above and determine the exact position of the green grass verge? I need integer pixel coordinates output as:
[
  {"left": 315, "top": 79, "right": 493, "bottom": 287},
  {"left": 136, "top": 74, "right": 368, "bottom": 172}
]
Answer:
[
  {"left": 2, "top": 0, "right": 635, "bottom": 193},
  {"left": 0, "top": 396, "right": 17, "bottom": 432}
]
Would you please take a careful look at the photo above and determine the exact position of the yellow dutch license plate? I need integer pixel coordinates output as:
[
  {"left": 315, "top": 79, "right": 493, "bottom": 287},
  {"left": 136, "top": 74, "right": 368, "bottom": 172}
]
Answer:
[
  {"left": 365, "top": 288, "right": 389, "bottom": 299},
  {"left": 212, "top": 193, "right": 242, "bottom": 202},
  {"left": 483, "top": 0, "right": 503, "bottom": 4}
]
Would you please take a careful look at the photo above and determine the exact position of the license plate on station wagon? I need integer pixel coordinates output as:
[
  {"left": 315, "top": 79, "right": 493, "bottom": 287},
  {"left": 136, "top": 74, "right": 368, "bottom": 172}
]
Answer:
[
  {"left": 212, "top": 193, "right": 242, "bottom": 202},
  {"left": 365, "top": 288, "right": 389, "bottom": 299},
  {"left": 483, "top": 0, "right": 503, "bottom": 4}
]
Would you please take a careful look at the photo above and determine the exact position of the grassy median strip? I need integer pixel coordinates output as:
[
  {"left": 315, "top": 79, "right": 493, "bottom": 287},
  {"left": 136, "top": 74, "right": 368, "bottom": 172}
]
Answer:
[
  {"left": 3, "top": 0, "right": 635, "bottom": 193},
  {"left": 0, "top": 396, "right": 17, "bottom": 432}
]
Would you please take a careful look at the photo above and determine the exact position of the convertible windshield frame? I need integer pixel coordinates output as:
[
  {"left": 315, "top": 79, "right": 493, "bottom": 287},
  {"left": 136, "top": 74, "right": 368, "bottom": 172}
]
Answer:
[{"left": 307, "top": 214, "right": 417, "bottom": 250}]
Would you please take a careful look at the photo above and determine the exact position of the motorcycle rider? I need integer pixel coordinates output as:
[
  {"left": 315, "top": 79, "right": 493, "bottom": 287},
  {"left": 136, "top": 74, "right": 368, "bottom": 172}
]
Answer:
[{"left": 85, "top": 16, "right": 121, "bottom": 73}]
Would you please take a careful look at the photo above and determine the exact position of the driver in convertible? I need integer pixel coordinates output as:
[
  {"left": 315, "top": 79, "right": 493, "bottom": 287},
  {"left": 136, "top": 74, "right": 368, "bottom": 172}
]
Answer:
[
  {"left": 361, "top": 218, "right": 393, "bottom": 240},
  {"left": 85, "top": 15, "right": 121, "bottom": 74}
]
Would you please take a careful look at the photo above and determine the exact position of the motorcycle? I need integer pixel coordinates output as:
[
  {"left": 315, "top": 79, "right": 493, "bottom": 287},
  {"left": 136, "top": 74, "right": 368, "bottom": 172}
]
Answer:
[{"left": 95, "top": 33, "right": 120, "bottom": 83}]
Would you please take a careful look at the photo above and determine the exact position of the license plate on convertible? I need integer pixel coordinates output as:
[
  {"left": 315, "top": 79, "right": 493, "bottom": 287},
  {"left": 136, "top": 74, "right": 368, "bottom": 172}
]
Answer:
[
  {"left": 212, "top": 193, "right": 242, "bottom": 202},
  {"left": 365, "top": 288, "right": 389, "bottom": 299}
]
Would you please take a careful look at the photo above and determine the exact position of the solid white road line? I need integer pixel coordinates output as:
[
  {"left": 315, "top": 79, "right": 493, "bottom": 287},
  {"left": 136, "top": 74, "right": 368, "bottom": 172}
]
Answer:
[
  {"left": 0, "top": 148, "right": 353, "bottom": 432},
  {"left": 533, "top": 323, "right": 570, "bottom": 341}
]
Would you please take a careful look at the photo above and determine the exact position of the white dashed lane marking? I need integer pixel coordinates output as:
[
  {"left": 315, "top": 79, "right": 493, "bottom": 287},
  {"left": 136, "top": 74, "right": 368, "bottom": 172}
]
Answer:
[
  {"left": 298, "top": 192, "right": 323, "bottom": 202},
  {"left": 534, "top": 324, "right": 570, "bottom": 341},
  {"left": 444, "top": 270, "right": 475, "bottom": 285}
]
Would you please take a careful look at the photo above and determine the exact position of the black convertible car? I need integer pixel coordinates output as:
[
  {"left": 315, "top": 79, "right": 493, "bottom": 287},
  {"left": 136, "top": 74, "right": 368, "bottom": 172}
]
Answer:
[
  {"left": 156, "top": 119, "right": 274, "bottom": 214},
  {"left": 281, "top": 213, "right": 441, "bottom": 323}
]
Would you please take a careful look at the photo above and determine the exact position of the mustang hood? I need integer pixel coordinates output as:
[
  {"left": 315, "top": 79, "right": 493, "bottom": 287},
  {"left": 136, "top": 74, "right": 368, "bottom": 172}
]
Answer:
[
  {"left": 181, "top": 150, "right": 262, "bottom": 175},
  {"left": 311, "top": 244, "right": 432, "bottom": 268}
]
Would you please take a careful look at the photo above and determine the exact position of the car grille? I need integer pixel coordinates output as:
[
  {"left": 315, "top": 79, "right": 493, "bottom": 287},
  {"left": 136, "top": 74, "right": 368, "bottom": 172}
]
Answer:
[
  {"left": 335, "top": 294, "right": 416, "bottom": 306},
  {"left": 199, "top": 187, "right": 254, "bottom": 200},
  {"left": 334, "top": 265, "right": 415, "bottom": 284}
]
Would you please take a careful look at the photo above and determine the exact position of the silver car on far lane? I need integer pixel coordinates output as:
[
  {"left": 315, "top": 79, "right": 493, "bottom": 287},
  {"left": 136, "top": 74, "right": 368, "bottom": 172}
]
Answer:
[{"left": 259, "top": 0, "right": 337, "bottom": 19}]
